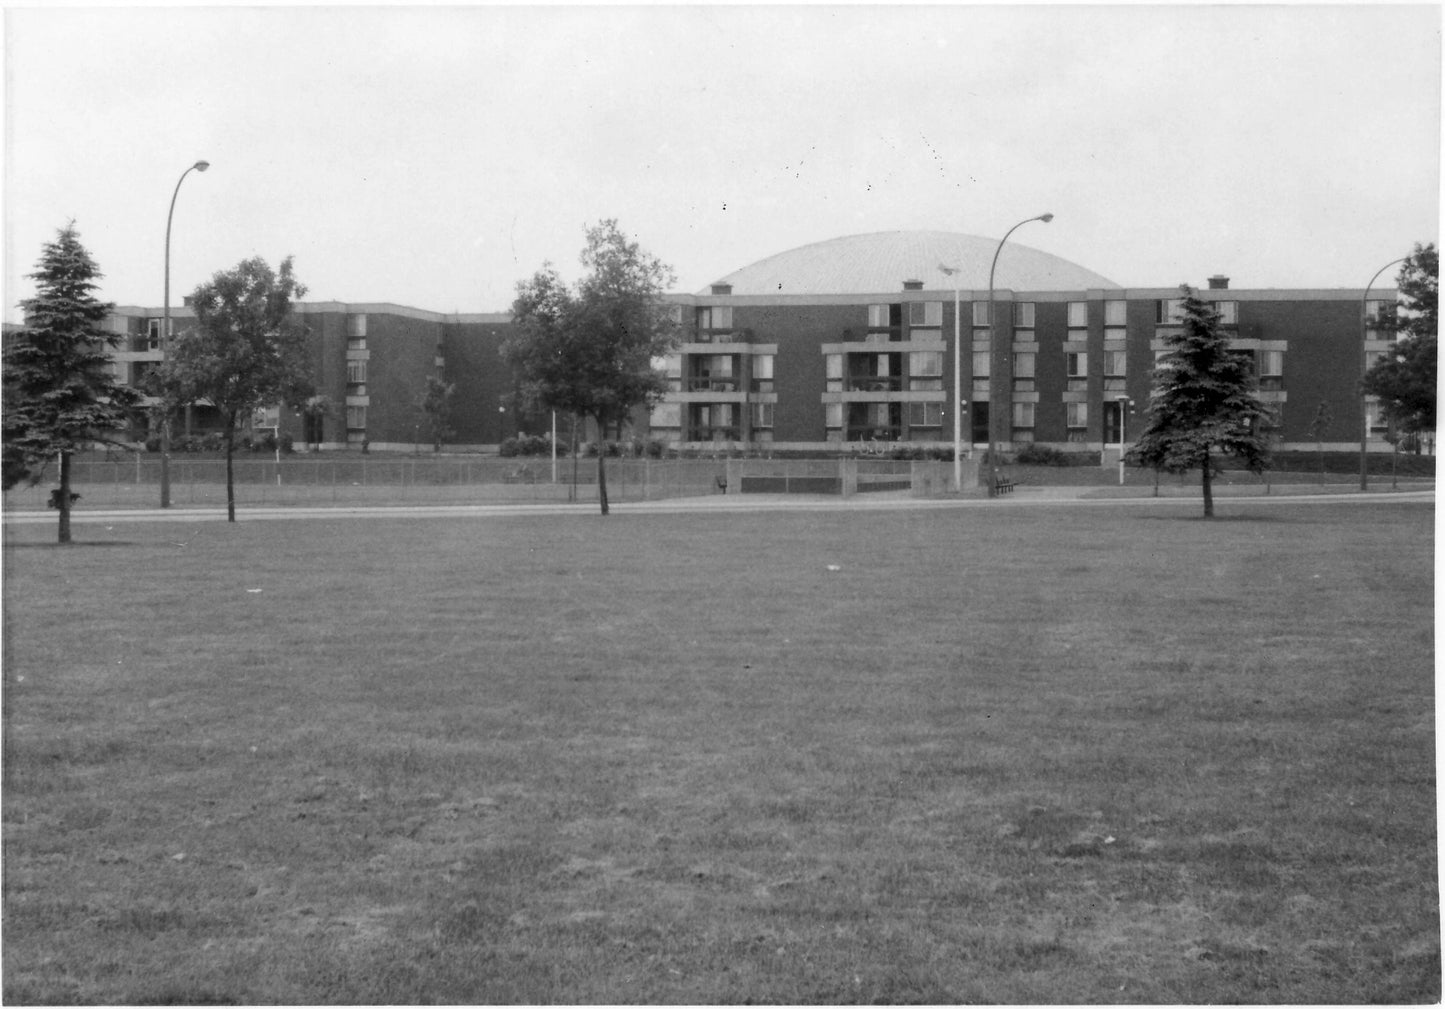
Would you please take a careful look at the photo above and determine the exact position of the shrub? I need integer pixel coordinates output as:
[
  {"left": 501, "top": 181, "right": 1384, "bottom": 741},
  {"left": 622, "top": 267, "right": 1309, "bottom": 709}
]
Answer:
[
  {"left": 200, "top": 432, "right": 226, "bottom": 452},
  {"left": 1016, "top": 443, "right": 1070, "bottom": 466},
  {"left": 501, "top": 434, "right": 566, "bottom": 458},
  {"left": 144, "top": 434, "right": 162, "bottom": 453},
  {"left": 279, "top": 433, "right": 294, "bottom": 455}
]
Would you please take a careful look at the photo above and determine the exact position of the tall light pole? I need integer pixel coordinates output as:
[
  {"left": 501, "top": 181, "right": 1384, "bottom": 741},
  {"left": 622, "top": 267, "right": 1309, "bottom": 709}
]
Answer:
[
  {"left": 160, "top": 159, "right": 210, "bottom": 508},
  {"left": 987, "top": 212, "right": 1053, "bottom": 496},
  {"left": 1359, "top": 257, "right": 1406, "bottom": 492},
  {"left": 939, "top": 263, "right": 964, "bottom": 491},
  {"left": 1114, "top": 394, "right": 1132, "bottom": 485}
]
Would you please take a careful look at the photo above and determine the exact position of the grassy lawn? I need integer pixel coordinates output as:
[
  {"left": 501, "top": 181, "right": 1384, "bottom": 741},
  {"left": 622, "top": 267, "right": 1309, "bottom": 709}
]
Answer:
[{"left": 2, "top": 502, "right": 1436, "bottom": 1004}]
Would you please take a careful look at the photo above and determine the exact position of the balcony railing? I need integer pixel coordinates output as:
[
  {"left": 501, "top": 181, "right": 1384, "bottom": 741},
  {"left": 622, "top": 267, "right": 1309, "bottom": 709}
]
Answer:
[
  {"left": 686, "top": 426, "right": 741, "bottom": 441},
  {"left": 846, "top": 375, "right": 903, "bottom": 392},
  {"left": 845, "top": 426, "right": 901, "bottom": 443},
  {"left": 686, "top": 377, "right": 739, "bottom": 393}
]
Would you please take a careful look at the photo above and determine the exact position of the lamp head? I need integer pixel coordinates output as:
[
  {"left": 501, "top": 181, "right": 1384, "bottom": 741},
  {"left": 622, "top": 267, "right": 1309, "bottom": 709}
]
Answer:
[
  {"left": 194, "top": 160, "right": 210, "bottom": 172},
  {"left": 1039, "top": 212, "right": 1054, "bottom": 223}
]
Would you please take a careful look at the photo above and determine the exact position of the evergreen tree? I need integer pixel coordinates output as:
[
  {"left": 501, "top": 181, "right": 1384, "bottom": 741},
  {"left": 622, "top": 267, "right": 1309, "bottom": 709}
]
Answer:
[
  {"left": 503, "top": 220, "right": 680, "bottom": 514},
  {"left": 1362, "top": 243, "right": 1437, "bottom": 445},
  {"left": 2, "top": 223, "right": 139, "bottom": 542},
  {"left": 1126, "top": 285, "right": 1274, "bottom": 517},
  {"left": 152, "top": 256, "right": 311, "bottom": 522},
  {"left": 420, "top": 376, "right": 455, "bottom": 452}
]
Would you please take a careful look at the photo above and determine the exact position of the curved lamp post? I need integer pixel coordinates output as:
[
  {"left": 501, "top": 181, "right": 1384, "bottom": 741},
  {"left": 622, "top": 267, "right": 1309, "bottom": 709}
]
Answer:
[
  {"left": 987, "top": 212, "right": 1053, "bottom": 496},
  {"left": 160, "top": 159, "right": 210, "bottom": 508},
  {"left": 939, "top": 263, "right": 964, "bottom": 491},
  {"left": 1359, "top": 257, "right": 1406, "bottom": 492}
]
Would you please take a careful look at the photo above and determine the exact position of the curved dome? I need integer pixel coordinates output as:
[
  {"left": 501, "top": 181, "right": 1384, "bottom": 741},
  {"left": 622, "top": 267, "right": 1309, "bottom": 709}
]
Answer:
[{"left": 703, "top": 230, "right": 1120, "bottom": 296}]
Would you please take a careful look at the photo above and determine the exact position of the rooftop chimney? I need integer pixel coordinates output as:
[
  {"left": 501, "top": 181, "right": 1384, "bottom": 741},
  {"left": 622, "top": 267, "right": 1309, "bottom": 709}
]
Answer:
[
  {"left": 1208, "top": 275, "right": 1230, "bottom": 290},
  {"left": 903, "top": 279, "right": 924, "bottom": 291},
  {"left": 710, "top": 283, "right": 732, "bottom": 296}
]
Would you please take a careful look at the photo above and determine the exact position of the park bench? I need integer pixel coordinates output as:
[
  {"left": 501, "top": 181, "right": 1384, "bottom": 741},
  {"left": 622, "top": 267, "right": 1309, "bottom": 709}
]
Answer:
[{"left": 993, "top": 475, "right": 1016, "bottom": 495}]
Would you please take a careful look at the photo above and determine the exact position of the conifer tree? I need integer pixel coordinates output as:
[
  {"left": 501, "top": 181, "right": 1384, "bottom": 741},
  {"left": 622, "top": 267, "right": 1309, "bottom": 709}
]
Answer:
[
  {"left": 1126, "top": 285, "right": 1274, "bottom": 517},
  {"left": 2, "top": 223, "right": 139, "bottom": 542}
]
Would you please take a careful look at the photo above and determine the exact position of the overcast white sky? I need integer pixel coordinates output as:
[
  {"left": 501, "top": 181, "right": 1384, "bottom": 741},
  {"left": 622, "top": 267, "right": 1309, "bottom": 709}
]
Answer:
[{"left": 4, "top": 4, "right": 1440, "bottom": 322}]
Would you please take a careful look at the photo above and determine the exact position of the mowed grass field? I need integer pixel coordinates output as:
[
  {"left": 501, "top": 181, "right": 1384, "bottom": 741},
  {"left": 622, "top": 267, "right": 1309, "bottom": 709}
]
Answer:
[{"left": 2, "top": 501, "right": 1436, "bottom": 1004}]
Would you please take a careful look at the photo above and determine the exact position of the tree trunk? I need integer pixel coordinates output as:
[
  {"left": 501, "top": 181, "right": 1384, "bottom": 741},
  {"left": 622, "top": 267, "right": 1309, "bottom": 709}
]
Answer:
[
  {"left": 570, "top": 413, "right": 579, "bottom": 503},
  {"left": 1201, "top": 455, "right": 1214, "bottom": 518},
  {"left": 58, "top": 450, "right": 72, "bottom": 544},
  {"left": 225, "top": 412, "right": 237, "bottom": 523},
  {"left": 597, "top": 446, "right": 610, "bottom": 515}
]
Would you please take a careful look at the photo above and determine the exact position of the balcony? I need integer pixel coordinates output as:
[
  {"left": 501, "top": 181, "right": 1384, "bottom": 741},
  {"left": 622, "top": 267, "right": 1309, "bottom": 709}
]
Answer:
[
  {"left": 846, "top": 375, "right": 903, "bottom": 393},
  {"left": 687, "top": 426, "right": 741, "bottom": 442},
  {"left": 686, "top": 376, "right": 739, "bottom": 393},
  {"left": 845, "top": 425, "right": 901, "bottom": 442}
]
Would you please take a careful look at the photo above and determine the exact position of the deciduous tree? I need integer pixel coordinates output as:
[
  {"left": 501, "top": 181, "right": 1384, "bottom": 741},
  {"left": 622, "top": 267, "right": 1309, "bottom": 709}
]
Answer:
[
  {"left": 1362, "top": 243, "right": 1437, "bottom": 445},
  {"left": 502, "top": 220, "right": 680, "bottom": 514},
  {"left": 1126, "top": 285, "right": 1275, "bottom": 517},
  {"left": 153, "top": 256, "right": 311, "bottom": 521},
  {"left": 2, "top": 223, "right": 139, "bottom": 542}
]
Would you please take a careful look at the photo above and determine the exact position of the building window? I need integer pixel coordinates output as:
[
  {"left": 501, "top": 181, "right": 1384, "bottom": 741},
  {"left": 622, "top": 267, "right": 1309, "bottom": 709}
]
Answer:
[
  {"left": 972, "top": 350, "right": 990, "bottom": 379},
  {"left": 826, "top": 353, "right": 843, "bottom": 391},
  {"left": 906, "top": 401, "right": 942, "bottom": 427},
  {"left": 655, "top": 353, "right": 682, "bottom": 391},
  {"left": 1066, "top": 351, "right": 1088, "bottom": 391},
  {"left": 1158, "top": 299, "right": 1186, "bottom": 324},
  {"left": 908, "top": 301, "right": 943, "bottom": 327},
  {"left": 868, "top": 303, "right": 902, "bottom": 329},
  {"left": 1012, "top": 401, "right": 1035, "bottom": 430},
  {"left": 347, "top": 335, "right": 366, "bottom": 352},
  {"left": 1013, "top": 351, "right": 1035, "bottom": 379},
  {"left": 1259, "top": 349, "right": 1284, "bottom": 391},
  {"left": 1366, "top": 300, "right": 1395, "bottom": 340},
  {"left": 1067, "top": 302, "right": 1088, "bottom": 328},
  {"left": 1215, "top": 301, "right": 1238, "bottom": 325},
  {"left": 347, "top": 313, "right": 367, "bottom": 338},
  {"left": 825, "top": 402, "right": 843, "bottom": 429},
  {"left": 145, "top": 318, "right": 164, "bottom": 350},
  {"left": 346, "top": 359, "right": 367, "bottom": 386},
  {"left": 752, "top": 354, "right": 774, "bottom": 393},
  {"left": 346, "top": 405, "right": 367, "bottom": 431},
  {"left": 910, "top": 350, "right": 943, "bottom": 377},
  {"left": 1103, "top": 350, "right": 1126, "bottom": 377},
  {"left": 1105, "top": 300, "right": 1127, "bottom": 327},
  {"left": 752, "top": 402, "right": 774, "bottom": 429},
  {"left": 651, "top": 402, "right": 681, "bottom": 428},
  {"left": 1066, "top": 402, "right": 1088, "bottom": 440},
  {"left": 1014, "top": 302, "right": 1035, "bottom": 327},
  {"left": 972, "top": 302, "right": 991, "bottom": 327},
  {"left": 697, "top": 306, "right": 733, "bottom": 330}
]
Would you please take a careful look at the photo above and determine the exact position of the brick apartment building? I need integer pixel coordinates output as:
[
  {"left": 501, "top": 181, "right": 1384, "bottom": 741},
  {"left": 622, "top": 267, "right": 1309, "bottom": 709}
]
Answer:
[{"left": 98, "top": 231, "right": 1403, "bottom": 453}]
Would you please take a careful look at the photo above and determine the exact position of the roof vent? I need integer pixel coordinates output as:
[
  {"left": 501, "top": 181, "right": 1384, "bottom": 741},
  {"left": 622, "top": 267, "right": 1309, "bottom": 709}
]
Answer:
[
  {"left": 903, "top": 279, "right": 924, "bottom": 291},
  {"left": 711, "top": 283, "right": 733, "bottom": 296},
  {"left": 1208, "top": 275, "right": 1230, "bottom": 290}
]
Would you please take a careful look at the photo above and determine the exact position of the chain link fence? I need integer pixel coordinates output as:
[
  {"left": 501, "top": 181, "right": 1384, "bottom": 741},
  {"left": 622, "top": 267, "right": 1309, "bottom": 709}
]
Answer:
[{"left": 2, "top": 456, "right": 734, "bottom": 509}]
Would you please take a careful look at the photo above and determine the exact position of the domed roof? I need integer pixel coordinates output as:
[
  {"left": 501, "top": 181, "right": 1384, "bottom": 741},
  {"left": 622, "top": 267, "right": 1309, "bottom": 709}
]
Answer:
[{"left": 703, "top": 230, "right": 1120, "bottom": 296}]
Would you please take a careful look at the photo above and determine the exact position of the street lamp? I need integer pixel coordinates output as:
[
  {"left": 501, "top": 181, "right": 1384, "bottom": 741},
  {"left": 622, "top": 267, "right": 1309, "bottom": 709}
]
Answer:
[
  {"left": 987, "top": 213, "right": 1053, "bottom": 496},
  {"left": 160, "top": 159, "right": 210, "bottom": 508},
  {"left": 939, "top": 263, "right": 964, "bottom": 491},
  {"left": 1114, "top": 394, "right": 1133, "bottom": 485},
  {"left": 1359, "top": 257, "right": 1406, "bottom": 492}
]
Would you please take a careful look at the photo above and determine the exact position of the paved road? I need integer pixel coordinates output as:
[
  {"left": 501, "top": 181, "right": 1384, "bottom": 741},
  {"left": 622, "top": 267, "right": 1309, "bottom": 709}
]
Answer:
[{"left": 1, "top": 488, "right": 1432, "bottom": 525}]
